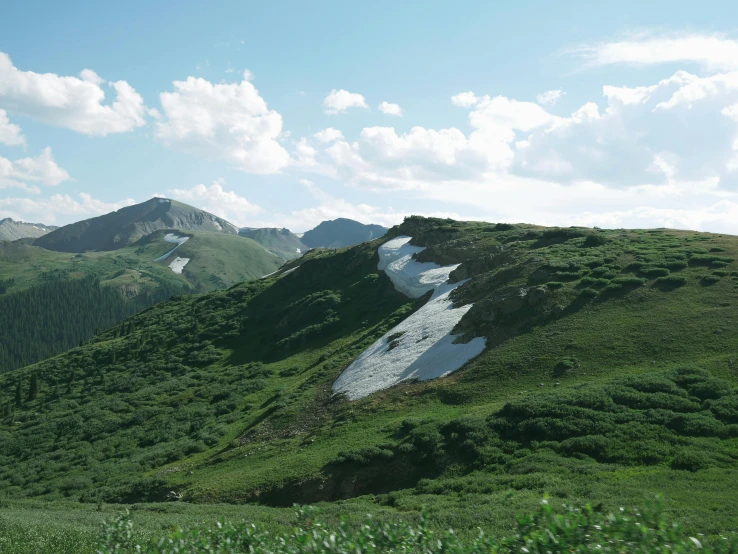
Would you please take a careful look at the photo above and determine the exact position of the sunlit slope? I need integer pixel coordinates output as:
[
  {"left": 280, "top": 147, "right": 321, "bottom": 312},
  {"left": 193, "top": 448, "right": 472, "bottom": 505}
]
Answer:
[
  {"left": 3, "top": 217, "right": 738, "bottom": 533},
  {"left": 0, "top": 229, "right": 281, "bottom": 295}
]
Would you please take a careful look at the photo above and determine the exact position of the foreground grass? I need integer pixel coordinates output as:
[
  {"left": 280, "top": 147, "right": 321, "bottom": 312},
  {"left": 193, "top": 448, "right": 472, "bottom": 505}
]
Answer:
[{"left": 2, "top": 499, "right": 736, "bottom": 553}]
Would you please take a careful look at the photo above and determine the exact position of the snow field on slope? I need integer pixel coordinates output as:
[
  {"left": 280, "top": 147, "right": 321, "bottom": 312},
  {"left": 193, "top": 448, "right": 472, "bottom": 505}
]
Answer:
[
  {"left": 333, "top": 236, "right": 486, "bottom": 400},
  {"left": 154, "top": 233, "right": 190, "bottom": 261},
  {"left": 169, "top": 257, "right": 190, "bottom": 274}
]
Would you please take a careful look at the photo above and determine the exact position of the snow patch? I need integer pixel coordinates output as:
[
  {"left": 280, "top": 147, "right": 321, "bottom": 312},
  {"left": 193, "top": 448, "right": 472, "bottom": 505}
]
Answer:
[
  {"left": 333, "top": 236, "right": 486, "bottom": 400},
  {"left": 378, "top": 236, "right": 459, "bottom": 298},
  {"left": 155, "top": 233, "right": 190, "bottom": 261},
  {"left": 169, "top": 257, "right": 190, "bottom": 274},
  {"left": 296, "top": 248, "right": 302, "bottom": 253}
]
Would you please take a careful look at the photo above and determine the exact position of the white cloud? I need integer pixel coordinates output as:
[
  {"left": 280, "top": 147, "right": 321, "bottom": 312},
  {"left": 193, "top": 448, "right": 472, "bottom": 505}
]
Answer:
[
  {"left": 293, "top": 137, "right": 318, "bottom": 167},
  {"left": 0, "top": 192, "right": 134, "bottom": 225},
  {"left": 0, "top": 147, "right": 70, "bottom": 192},
  {"left": 572, "top": 32, "right": 738, "bottom": 72},
  {"left": 167, "top": 181, "right": 263, "bottom": 227},
  {"left": 325, "top": 93, "right": 558, "bottom": 189},
  {"left": 515, "top": 69, "right": 738, "bottom": 186},
  {"left": 0, "top": 109, "right": 25, "bottom": 146},
  {"left": 155, "top": 74, "right": 291, "bottom": 174},
  {"left": 378, "top": 101, "right": 403, "bottom": 116},
  {"left": 322, "top": 89, "right": 368, "bottom": 115},
  {"left": 536, "top": 89, "right": 565, "bottom": 105},
  {"left": 0, "top": 52, "right": 147, "bottom": 135},
  {"left": 313, "top": 127, "right": 344, "bottom": 143},
  {"left": 451, "top": 91, "right": 478, "bottom": 108}
]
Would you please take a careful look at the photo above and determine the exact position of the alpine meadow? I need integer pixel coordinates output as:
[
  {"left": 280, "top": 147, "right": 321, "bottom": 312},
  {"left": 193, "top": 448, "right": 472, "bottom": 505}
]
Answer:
[{"left": 4, "top": 1, "right": 738, "bottom": 552}]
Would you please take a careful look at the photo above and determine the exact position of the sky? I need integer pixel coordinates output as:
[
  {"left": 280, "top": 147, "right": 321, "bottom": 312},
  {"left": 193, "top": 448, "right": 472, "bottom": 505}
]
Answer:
[{"left": 3, "top": 1, "right": 738, "bottom": 233}]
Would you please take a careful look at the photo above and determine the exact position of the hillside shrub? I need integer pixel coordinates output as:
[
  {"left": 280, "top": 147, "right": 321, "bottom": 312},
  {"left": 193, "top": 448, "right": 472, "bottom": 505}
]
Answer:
[
  {"left": 653, "top": 275, "right": 687, "bottom": 290},
  {"left": 689, "top": 254, "right": 734, "bottom": 267},
  {"left": 611, "top": 276, "right": 646, "bottom": 287},
  {"left": 546, "top": 281, "right": 565, "bottom": 289},
  {"left": 701, "top": 275, "right": 721, "bottom": 285},
  {"left": 664, "top": 260, "right": 688, "bottom": 271},
  {"left": 640, "top": 267, "right": 670, "bottom": 278}
]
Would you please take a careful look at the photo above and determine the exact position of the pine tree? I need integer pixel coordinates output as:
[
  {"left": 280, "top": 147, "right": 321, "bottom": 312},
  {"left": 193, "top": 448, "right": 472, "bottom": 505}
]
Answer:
[
  {"left": 28, "top": 373, "right": 38, "bottom": 401},
  {"left": 14, "top": 377, "right": 22, "bottom": 406}
]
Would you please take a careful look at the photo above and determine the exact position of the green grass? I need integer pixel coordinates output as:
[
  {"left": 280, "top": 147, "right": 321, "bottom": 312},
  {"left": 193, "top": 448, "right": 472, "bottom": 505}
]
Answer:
[
  {"left": 0, "top": 229, "right": 281, "bottom": 296},
  {"left": 4, "top": 217, "right": 738, "bottom": 547}
]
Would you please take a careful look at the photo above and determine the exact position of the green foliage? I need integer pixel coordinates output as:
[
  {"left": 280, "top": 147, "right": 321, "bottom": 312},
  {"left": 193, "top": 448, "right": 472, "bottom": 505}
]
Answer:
[
  {"left": 654, "top": 275, "right": 688, "bottom": 289},
  {"left": 689, "top": 254, "right": 734, "bottom": 267},
  {"left": 94, "top": 501, "right": 738, "bottom": 554},
  {"left": 545, "top": 281, "right": 564, "bottom": 289},
  {"left": 0, "top": 276, "right": 180, "bottom": 373},
  {"left": 640, "top": 266, "right": 670, "bottom": 278}
]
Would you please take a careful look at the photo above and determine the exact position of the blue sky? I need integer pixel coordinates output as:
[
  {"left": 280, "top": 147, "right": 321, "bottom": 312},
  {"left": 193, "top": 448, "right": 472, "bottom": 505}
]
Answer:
[{"left": 2, "top": 1, "right": 738, "bottom": 232}]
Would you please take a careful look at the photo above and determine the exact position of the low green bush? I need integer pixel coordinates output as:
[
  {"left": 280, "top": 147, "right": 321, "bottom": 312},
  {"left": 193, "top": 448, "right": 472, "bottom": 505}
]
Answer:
[
  {"left": 640, "top": 266, "right": 670, "bottom": 278},
  {"left": 546, "top": 281, "right": 565, "bottom": 289},
  {"left": 611, "top": 276, "right": 646, "bottom": 287},
  {"left": 653, "top": 275, "right": 687, "bottom": 290}
]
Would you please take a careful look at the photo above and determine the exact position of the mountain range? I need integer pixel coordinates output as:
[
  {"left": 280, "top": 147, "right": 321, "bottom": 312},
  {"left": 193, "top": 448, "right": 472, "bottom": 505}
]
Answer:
[
  {"left": 3, "top": 216, "right": 738, "bottom": 540},
  {"left": 0, "top": 217, "right": 57, "bottom": 241},
  {"left": 0, "top": 198, "right": 389, "bottom": 373}
]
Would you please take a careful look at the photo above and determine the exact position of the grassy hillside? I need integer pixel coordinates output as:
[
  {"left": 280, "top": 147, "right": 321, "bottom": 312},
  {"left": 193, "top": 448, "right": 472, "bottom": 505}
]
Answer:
[
  {"left": 0, "top": 230, "right": 281, "bottom": 372},
  {"left": 0, "top": 229, "right": 281, "bottom": 295},
  {"left": 3, "top": 217, "right": 738, "bottom": 538},
  {"left": 239, "top": 227, "right": 308, "bottom": 261}
]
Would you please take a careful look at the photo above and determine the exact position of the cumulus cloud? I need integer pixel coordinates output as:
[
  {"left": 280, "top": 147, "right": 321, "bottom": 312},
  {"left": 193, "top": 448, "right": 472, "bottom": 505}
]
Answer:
[
  {"left": 536, "top": 89, "right": 565, "bottom": 105},
  {"left": 0, "top": 147, "right": 70, "bottom": 192},
  {"left": 0, "top": 109, "right": 25, "bottom": 146},
  {"left": 322, "top": 89, "right": 368, "bottom": 114},
  {"left": 0, "top": 192, "right": 135, "bottom": 225},
  {"left": 451, "top": 91, "right": 479, "bottom": 108},
  {"left": 167, "top": 180, "right": 263, "bottom": 227},
  {"left": 155, "top": 74, "right": 291, "bottom": 174},
  {"left": 313, "top": 127, "right": 344, "bottom": 143},
  {"left": 325, "top": 93, "right": 558, "bottom": 189},
  {"left": 572, "top": 32, "right": 738, "bottom": 72},
  {"left": 378, "top": 101, "right": 403, "bottom": 116},
  {"left": 0, "top": 52, "right": 147, "bottom": 135}
]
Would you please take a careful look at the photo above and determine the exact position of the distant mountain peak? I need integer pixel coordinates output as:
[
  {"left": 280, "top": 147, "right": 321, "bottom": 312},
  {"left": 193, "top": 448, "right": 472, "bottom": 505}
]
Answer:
[
  {"left": 0, "top": 217, "right": 57, "bottom": 242},
  {"left": 301, "top": 218, "right": 388, "bottom": 249},
  {"left": 34, "top": 198, "right": 239, "bottom": 253}
]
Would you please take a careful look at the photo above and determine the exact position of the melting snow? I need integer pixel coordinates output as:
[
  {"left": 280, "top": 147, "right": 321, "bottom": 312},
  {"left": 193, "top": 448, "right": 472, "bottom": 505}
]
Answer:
[
  {"left": 169, "top": 257, "right": 190, "bottom": 274},
  {"left": 296, "top": 248, "right": 302, "bottom": 253},
  {"left": 333, "top": 236, "right": 486, "bottom": 400},
  {"left": 155, "top": 233, "right": 190, "bottom": 261}
]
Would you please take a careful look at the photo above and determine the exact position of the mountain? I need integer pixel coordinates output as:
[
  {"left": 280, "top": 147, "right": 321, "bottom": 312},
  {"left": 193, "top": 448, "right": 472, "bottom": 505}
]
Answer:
[
  {"left": 34, "top": 198, "right": 239, "bottom": 253},
  {"left": 0, "top": 229, "right": 281, "bottom": 372},
  {"left": 0, "top": 218, "right": 57, "bottom": 241},
  {"left": 239, "top": 227, "right": 308, "bottom": 261},
  {"left": 3, "top": 216, "right": 738, "bottom": 537},
  {"left": 300, "top": 218, "right": 388, "bottom": 248}
]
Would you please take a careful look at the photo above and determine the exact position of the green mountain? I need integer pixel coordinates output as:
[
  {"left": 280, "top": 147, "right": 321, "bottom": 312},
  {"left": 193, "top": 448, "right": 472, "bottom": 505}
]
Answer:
[
  {"left": 0, "top": 229, "right": 281, "bottom": 372},
  {"left": 301, "top": 217, "right": 387, "bottom": 248},
  {"left": 34, "top": 198, "right": 239, "bottom": 252},
  {"left": 239, "top": 227, "right": 308, "bottom": 261},
  {"left": 0, "top": 217, "right": 57, "bottom": 241},
  {"left": 3, "top": 217, "right": 738, "bottom": 537}
]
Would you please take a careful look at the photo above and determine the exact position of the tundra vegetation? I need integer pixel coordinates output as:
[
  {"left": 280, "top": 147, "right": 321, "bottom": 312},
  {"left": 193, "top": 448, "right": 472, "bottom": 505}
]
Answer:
[{"left": 2, "top": 217, "right": 738, "bottom": 551}]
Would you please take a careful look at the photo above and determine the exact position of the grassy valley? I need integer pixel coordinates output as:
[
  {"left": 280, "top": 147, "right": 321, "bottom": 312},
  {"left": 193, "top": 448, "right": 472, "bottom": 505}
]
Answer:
[{"left": 3, "top": 217, "right": 738, "bottom": 550}]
